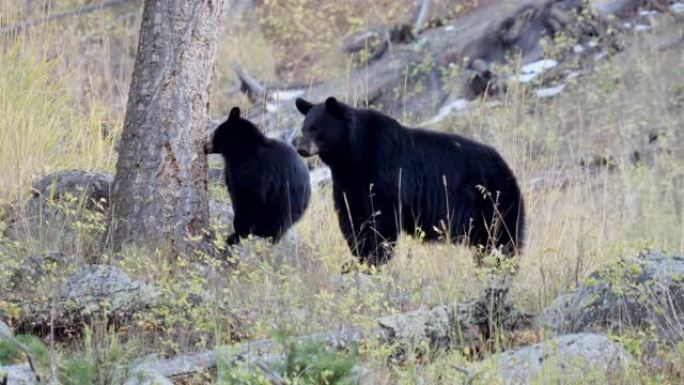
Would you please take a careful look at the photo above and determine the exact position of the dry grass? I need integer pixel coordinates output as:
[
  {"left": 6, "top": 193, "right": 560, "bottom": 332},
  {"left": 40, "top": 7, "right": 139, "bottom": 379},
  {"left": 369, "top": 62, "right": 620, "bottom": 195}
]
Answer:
[{"left": 0, "top": 1, "right": 683, "bottom": 384}]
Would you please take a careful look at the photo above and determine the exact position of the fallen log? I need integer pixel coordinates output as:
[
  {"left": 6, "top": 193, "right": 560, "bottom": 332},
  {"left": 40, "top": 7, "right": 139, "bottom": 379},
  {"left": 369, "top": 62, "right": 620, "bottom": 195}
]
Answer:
[{"left": 232, "top": 0, "right": 656, "bottom": 139}]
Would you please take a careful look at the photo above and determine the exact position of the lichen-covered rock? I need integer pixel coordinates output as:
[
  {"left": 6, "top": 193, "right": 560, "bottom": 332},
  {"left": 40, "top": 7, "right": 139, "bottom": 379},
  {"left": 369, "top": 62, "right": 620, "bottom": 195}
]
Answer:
[
  {"left": 14, "top": 264, "right": 162, "bottom": 336},
  {"left": 7, "top": 171, "right": 113, "bottom": 244},
  {"left": 478, "top": 333, "right": 632, "bottom": 385},
  {"left": 60, "top": 264, "right": 162, "bottom": 313},
  {"left": 26, "top": 170, "right": 113, "bottom": 214},
  {"left": 539, "top": 251, "right": 684, "bottom": 341},
  {"left": 377, "top": 287, "right": 532, "bottom": 362}
]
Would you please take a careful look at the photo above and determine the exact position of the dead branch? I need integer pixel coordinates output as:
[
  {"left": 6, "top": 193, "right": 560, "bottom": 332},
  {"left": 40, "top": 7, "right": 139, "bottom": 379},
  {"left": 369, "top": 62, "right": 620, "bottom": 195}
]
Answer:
[
  {"left": 0, "top": 320, "right": 41, "bottom": 384},
  {"left": 413, "top": 0, "right": 432, "bottom": 32},
  {"left": 451, "top": 364, "right": 478, "bottom": 385},
  {"left": 1, "top": 0, "right": 136, "bottom": 36},
  {"left": 234, "top": 63, "right": 267, "bottom": 103}
]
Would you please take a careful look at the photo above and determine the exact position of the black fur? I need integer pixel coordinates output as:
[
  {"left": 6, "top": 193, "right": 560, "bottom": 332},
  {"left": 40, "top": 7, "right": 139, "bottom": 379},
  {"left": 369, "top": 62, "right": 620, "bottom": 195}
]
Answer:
[
  {"left": 294, "top": 97, "right": 524, "bottom": 266},
  {"left": 211, "top": 107, "right": 311, "bottom": 245}
]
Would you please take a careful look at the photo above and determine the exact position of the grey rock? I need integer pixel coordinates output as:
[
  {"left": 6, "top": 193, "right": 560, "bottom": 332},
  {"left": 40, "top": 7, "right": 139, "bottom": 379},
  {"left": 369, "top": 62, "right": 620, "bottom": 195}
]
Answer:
[
  {"left": 539, "top": 251, "right": 684, "bottom": 341},
  {"left": 26, "top": 170, "right": 113, "bottom": 214},
  {"left": 0, "top": 365, "right": 37, "bottom": 385},
  {"left": 16, "top": 264, "right": 162, "bottom": 335},
  {"left": 60, "top": 264, "right": 162, "bottom": 314},
  {"left": 8, "top": 171, "right": 113, "bottom": 242},
  {"left": 10, "top": 250, "right": 66, "bottom": 285},
  {"left": 376, "top": 286, "right": 532, "bottom": 362},
  {"left": 123, "top": 368, "right": 173, "bottom": 385},
  {"left": 479, "top": 333, "right": 632, "bottom": 385}
]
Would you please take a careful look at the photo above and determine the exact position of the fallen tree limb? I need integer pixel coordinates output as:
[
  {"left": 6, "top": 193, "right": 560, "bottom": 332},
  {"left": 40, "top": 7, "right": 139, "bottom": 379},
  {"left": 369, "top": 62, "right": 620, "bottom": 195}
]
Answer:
[
  {"left": 1, "top": 0, "right": 136, "bottom": 35},
  {"left": 234, "top": 63, "right": 267, "bottom": 103},
  {"left": 0, "top": 320, "right": 41, "bottom": 384},
  {"left": 237, "top": 0, "right": 654, "bottom": 139},
  {"left": 413, "top": 0, "right": 432, "bottom": 32},
  {"left": 242, "top": 0, "right": 547, "bottom": 138}
]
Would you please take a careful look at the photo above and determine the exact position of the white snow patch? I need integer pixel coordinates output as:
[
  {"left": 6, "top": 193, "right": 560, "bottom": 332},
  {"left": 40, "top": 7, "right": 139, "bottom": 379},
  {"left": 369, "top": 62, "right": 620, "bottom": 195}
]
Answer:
[
  {"left": 536, "top": 84, "right": 566, "bottom": 98},
  {"left": 634, "top": 24, "right": 651, "bottom": 32},
  {"left": 444, "top": 25, "right": 456, "bottom": 31},
  {"left": 566, "top": 71, "right": 581, "bottom": 80},
  {"left": 671, "top": 3, "right": 684, "bottom": 13},
  {"left": 639, "top": 10, "right": 658, "bottom": 17},
  {"left": 514, "top": 59, "right": 558, "bottom": 83},
  {"left": 265, "top": 103, "right": 279, "bottom": 113}
]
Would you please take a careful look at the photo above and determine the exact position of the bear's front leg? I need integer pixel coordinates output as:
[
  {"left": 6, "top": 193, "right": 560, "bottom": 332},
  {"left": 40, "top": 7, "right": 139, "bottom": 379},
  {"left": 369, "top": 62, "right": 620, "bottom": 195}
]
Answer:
[{"left": 344, "top": 206, "right": 398, "bottom": 267}]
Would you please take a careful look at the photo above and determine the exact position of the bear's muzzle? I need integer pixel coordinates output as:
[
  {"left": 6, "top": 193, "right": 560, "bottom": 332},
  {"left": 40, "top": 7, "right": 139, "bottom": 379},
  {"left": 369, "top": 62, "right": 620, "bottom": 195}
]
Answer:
[{"left": 293, "top": 137, "right": 319, "bottom": 157}]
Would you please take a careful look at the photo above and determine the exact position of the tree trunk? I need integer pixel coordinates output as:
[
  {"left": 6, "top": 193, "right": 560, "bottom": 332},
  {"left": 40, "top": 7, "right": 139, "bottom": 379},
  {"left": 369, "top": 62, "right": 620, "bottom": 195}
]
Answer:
[{"left": 108, "top": 0, "right": 224, "bottom": 254}]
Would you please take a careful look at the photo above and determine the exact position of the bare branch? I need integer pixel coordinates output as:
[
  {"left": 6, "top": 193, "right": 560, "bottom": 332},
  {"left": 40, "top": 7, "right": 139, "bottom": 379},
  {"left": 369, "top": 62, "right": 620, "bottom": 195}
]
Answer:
[
  {"left": 0, "top": 320, "right": 41, "bottom": 384},
  {"left": 413, "top": 0, "right": 431, "bottom": 32},
  {"left": 233, "top": 63, "right": 267, "bottom": 103},
  {"left": 255, "top": 360, "right": 284, "bottom": 385},
  {"left": 450, "top": 364, "right": 478, "bottom": 385},
  {"left": 1, "top": 0, "right": 136, "bottom": 36}
]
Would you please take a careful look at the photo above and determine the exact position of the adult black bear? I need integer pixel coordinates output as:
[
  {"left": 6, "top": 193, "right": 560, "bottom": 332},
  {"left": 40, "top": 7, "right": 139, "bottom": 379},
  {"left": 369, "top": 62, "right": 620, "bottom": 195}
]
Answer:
[
  {"left": 210, "top": 107, "right": 311, "bottom": 245},
  {"left": 294, "top": 97, "right": 524, "bottom": 266}
]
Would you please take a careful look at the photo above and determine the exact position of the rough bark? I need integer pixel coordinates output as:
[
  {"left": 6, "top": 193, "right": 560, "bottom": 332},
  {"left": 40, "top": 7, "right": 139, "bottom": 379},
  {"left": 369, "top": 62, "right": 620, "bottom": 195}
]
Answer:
[{"left": 108, "top": 0, "right": 224, "bottom": 253}]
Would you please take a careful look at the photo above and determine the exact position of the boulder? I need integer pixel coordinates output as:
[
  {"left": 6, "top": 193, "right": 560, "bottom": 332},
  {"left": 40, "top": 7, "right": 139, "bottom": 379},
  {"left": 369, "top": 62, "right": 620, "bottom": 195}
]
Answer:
[
  {"left": 478, "top": 333, "right": 632, "bottom": 384},
  {"left": 539, "top": 251, "right": 684, "bottom": 341},
  {"left": 7, "top": 171, "right": 113, "bottom": 243},
  {"left": 14, "top": 264, "right": 162, "bottom": 336},
  {"left": 60, "top": 264, "right": 162, "bottom": 313},
  {"left": 25, "top": 170, "right": 113, "bottom": 216}
]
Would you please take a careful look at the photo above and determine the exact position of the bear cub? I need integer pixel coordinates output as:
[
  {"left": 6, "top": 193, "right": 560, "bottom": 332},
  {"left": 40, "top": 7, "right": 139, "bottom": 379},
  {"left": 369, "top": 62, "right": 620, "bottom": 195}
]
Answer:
[
  {"left": 210, "top": 107, "right": 311, "bottom": 246},
  {"left": 294, "top": 97, "right": 524, "bottom": 266}
]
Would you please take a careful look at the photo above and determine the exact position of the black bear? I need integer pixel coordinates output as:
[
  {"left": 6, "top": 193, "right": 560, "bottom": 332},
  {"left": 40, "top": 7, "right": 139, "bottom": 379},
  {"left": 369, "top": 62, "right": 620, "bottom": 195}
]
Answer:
[
  {"left": 210, "top": 107, "right": 311, "bottom": 245},
  {"left": 293, "top": 97, "right": 524, "bottom": 266}
]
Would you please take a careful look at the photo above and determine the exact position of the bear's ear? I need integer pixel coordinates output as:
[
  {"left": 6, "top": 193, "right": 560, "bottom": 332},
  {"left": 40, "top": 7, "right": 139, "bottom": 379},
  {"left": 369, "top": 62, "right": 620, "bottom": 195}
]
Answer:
[
  {"left": 295, "top": 98, "right": 313, "bottom": 115},
  {"left": 325, "top": 97, "right": 346, "bottom": 119},
  {"left": 228, "top": 107, "right": 241, "bottom": 121}
]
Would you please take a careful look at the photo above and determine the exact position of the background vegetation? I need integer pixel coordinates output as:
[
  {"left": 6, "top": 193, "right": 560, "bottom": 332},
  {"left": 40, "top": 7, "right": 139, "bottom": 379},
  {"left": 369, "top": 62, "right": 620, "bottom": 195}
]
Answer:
[{"left": 0, "top": 0, "right": 682, "bottom": 383}]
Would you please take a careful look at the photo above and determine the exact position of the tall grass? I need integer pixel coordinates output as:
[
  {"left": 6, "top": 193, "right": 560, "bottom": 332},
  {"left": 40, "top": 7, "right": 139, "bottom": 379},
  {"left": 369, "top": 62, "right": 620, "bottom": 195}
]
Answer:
[{"left": 0, "top": 39, "right": 116, "bottom": 202}]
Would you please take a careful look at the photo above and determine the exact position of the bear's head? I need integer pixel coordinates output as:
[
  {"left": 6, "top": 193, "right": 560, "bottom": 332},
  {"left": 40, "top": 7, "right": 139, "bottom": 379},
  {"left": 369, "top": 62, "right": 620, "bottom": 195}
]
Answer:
[
  {"left": 293, "top": 97, "right": 350, "bottom": 158},
  {"left": 209, "top": 107, "right": 264, "bottom": 155}
]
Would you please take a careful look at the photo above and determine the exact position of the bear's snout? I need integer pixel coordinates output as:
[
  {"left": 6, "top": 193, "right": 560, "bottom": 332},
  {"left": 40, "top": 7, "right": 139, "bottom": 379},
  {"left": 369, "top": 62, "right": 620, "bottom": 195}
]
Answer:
[{"left": 293, "top": 137, "right": 318, "bottom": 157}]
